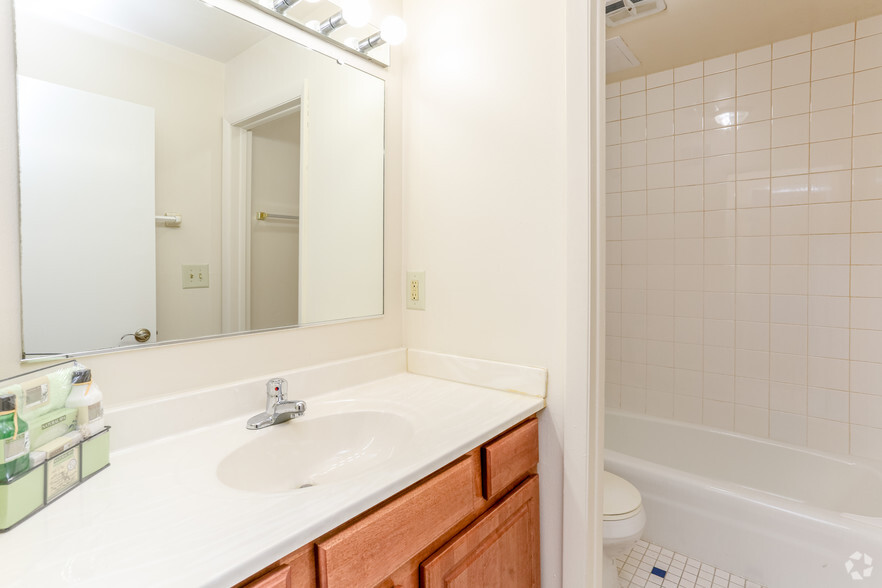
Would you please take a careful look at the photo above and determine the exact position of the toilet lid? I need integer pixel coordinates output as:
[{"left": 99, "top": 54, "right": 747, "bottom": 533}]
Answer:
[{"left": 603, "top": 471, "right": 642, "bottom": 519}]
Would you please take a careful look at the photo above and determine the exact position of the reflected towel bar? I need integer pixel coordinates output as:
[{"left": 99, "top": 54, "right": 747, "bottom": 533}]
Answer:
[
  {"left": 257, "top": 212, "right": 299, "bottom": 221},
  {"left": 155, "top": 214, "right": 182, "bottom": 227}
]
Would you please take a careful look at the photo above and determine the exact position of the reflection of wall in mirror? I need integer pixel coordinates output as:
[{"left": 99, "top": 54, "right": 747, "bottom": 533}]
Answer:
[
  {"left": 15, "top": 5, "right": 225, "bottom": 343},
  {"left": 250, "top": 113, "right": 301, "bottom": 330},
  {"left": 226, "top": 35, "right": 384, "bottom": 324}
]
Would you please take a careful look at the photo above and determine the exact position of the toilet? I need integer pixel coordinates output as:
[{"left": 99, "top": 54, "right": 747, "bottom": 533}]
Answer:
[{"left": 603, "top": 471, "right": 646, "bottom": 588}]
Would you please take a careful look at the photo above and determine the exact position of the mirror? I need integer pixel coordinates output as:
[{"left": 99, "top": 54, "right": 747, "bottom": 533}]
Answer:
[{"left": 14, "top": 0, "right": 385, "bottom": 359}]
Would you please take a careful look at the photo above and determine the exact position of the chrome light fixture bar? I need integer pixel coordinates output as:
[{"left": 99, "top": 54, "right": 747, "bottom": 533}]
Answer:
[{"left": 238, "top": 0, "right": 395, "bottom": 67}]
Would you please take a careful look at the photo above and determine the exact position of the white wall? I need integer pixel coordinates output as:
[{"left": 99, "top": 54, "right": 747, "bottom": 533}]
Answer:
[
  {"left": 606, "top": 16, "right": 882, "bottom": 460},
  {"left": 0, "top": 0, "right": 404, "bottom": 409},
  {"left": 401, "top": 0, "right": 590, "bottom": 584}
]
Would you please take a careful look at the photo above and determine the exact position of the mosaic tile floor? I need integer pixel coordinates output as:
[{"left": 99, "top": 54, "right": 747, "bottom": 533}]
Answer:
[{"left": 616, "top": 540, "right": 767, "bottom": 588}]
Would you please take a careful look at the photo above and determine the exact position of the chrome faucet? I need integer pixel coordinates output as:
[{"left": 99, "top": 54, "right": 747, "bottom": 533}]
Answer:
[{"left": 246, "top": 378, "right": 307, "bottom": 430}]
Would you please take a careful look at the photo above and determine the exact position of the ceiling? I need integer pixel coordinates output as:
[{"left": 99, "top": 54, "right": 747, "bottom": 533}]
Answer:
[
  {"left": 606, "top": 0, "right": 882, "bottom": 83},
  {"left": 23, "top": 0, "right": 271, "bottom": 63}
]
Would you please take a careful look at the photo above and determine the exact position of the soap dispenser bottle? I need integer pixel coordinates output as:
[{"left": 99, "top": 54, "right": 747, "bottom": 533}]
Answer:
[
  {"left": 66, "top": 366, "right": 104, "bottom": 438},
  {"left": 0, "top": 393, "right": 30, "bottom": 482}
]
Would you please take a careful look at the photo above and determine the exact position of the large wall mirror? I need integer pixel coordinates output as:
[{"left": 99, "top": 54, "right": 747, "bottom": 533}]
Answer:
[{"left": 14, "top": 0, "right": 385, "bottom": 359}]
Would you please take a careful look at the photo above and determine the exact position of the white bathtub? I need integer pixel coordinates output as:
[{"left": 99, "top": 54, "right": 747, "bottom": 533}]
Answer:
[{"left": 605, "top": 409, "right": 882, "bottom": 588}]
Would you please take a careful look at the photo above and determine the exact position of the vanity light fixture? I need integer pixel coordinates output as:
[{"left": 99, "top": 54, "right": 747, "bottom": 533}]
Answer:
[
  {"left": 356, "top": 15, "right": 407, "bottom": 52},
  {"left": 273, "top": 0, "right": 320, "bottom": 14},
  {"left": 318, "top": 0, "right": 371, "bottom": 35}
]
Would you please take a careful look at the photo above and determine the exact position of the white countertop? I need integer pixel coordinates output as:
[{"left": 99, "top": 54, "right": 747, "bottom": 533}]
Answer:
[{"left": 1, "top": 372, "right": 544, "bottom": 587}]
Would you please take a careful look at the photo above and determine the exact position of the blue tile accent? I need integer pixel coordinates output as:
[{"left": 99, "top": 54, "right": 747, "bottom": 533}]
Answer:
[{"left": 651, "top": 567, "right": 667, "bottom": 578}]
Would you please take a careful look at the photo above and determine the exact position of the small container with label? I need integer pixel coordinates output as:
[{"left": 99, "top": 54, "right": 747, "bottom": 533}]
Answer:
[
  {"left": 65, "top": 367, "right": 104, "bottom": 439},
  {"left": 0, "top": 393, "right": 30, "bottom": 482}
]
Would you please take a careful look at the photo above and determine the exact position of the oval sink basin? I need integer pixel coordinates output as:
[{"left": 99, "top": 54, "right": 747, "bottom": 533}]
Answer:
[{"left": 217, "top": 411, "right": 413, "bottom": 493}]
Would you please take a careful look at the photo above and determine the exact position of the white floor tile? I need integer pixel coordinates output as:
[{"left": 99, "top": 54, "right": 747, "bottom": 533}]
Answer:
[{"left": 615, "top": 540, "right": 768, "bottom": 588}]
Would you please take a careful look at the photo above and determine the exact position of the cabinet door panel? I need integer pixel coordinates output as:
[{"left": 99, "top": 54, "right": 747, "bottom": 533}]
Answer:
[
  {"left": 482, "top": 418, "right": 539, "bottom": 499},
  {"left": 420, "top": 476, "right": 540, "bottom": 588}
]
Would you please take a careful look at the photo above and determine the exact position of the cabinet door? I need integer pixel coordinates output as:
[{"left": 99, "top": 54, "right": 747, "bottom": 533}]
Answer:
[{"left": 420, "top": 476, "right": 540, "bottom": 588}]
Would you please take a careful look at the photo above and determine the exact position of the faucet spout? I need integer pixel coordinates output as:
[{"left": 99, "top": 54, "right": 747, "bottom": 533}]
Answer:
[{"left": 247, "top": 378, "right": 307, "bottom": 430}]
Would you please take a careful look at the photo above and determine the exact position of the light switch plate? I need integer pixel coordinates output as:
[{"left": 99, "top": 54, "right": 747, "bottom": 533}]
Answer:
[
  {"left": 182, "top": 264, "right": 209, "bottom": 289},
  {"left": 406, "top": 271, "right": 426, "bottom": 310}
]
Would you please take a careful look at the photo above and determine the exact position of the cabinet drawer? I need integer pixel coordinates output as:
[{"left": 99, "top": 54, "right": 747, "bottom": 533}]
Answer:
[
  {"left": 243, "top": 565, "right": 290, "bottom": 588},
  {"left": 482, "top": 418, "right": 538, "bottom": 499},
  {"left": 316, "top": 452, "right": 482, "bottom": 588}
]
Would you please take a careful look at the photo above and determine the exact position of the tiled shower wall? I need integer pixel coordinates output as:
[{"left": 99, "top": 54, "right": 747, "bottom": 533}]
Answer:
[{"left": 605, "top": 16, "right": 882, "bottom": 459}]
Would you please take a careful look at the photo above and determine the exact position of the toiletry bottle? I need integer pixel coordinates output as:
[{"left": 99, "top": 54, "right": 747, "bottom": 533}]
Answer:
[
  {"left": 65, "top": 367, "right": 104, "bottom": 438},
  {"left": 0, "top": 393, "right": 30, "bottom": 482}
]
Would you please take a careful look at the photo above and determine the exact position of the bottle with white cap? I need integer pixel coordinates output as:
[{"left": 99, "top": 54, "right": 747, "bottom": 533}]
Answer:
[{"left": 65, "top": 365, "right": 104, "bottom": 438}]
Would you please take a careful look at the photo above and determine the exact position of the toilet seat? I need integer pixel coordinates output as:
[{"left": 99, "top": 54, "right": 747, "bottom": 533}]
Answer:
[{"left": 603, "top": 471, "right": 642, "bottom": 521}]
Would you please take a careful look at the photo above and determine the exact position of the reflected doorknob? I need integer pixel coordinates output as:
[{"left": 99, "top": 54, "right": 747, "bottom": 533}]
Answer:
[{"left": 134, "top": 328, "right": 151, "bottom": 343}]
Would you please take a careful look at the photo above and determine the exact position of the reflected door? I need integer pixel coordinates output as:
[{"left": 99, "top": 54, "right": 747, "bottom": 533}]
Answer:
[{"left": 18, "top": 76, "right": 156, "bottom": 356}]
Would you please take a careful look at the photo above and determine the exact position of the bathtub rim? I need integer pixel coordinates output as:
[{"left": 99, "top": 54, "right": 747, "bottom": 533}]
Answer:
[{"left": 605, "top": 408, "right": 882, "bottom": 524}]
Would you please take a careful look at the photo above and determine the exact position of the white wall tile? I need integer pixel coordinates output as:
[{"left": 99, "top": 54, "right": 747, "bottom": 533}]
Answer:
[
  {"left": 851, "top": 360, "right": 882, "bottom": 395},
  {"left": 852, "top": 266, "right": 882, "bottom": 297},
  {"left": 772, "top": 114, "right": 809, "bottom": 147},
  {"left": 809, "top": 295, "right": 850, "bottom": 328},
  {"left": 854, "top": 100, "right": 882, "bottom": 136},
  {"left": 705, "top": 99, "right": 737, "bottom": 128},
  {"left": 770, "top": 410, "right": 807, "bottom": 444},
  {"left": 738, "top": 92, "right": 773, "bottom": 123},
  {"left": 853, "top": 167, "right": 882, "bottom": 201},
  {"left": 855, "top": 33, "right": 882, "bottom": 71},
  {"left": 621, "top": 76, "right": 646, "bottom": 94},
  {"left": 770, "top": 381, "right": 807, "bottom": 412},
  {"left": 621, "top": 116, "right": 647, "bottom": 142},
  {"left": 704, "top": 70, "right": 736, "bottom": 102},
  {"left": 674, "top": 106, "right": 704, "bottom": 134},
  {"left": 809, "top": 234, "right": 850, "bottom": 265},
  {"left": 772, "top": 53, "right": 811, "bottom": 89},
  {"left": 810, "top": 106, "right": 853, "bottom": 142},
  {"left": 853, "top": 133, "right": 882, "bottom": 169},
  {"left": 808, "top": 326, "right": 850, "bottom": 359},
  {"left": 809, "top": 265, "right": 850, "bottom": 296},
  {"left": 812, "top": 23, "right": 855, "bottom": 50},
  {"left": 857, "top": 15, "right": 882, "bottom": 38},
  {"left": 704, "top": 127, "right": 736, "bottom": 156},
  {"left": 807, "top": 356, "right": 849, "bottom": 390},
  {"left": 738, "top": 45, "right": 772, "bottom": 67},
  {"left": 771, "top": 204, "right": 808, "bottom": 235},
  {"left": 811, "top": 42, "right": 854, "bottom": 79},
  {"left": 735, "top": 404, "right": 770, "bottom": 436},
  {"left": 704, "top": 53, "right": 736, "bottom": 75},
  {"left": 647, "top": 111, "right": 675, "bottom": 138},
  {"left": 737, "top": 121, "right": 771, "bottom": 152},
  {"left": 809, "top": 138, "right": 852, "bottom": 173},
  {"left": 675, "top": 132, "right": 704, "bottom": 160},
  {"left": 772, "top": 175, "right": 810, "bottom": 206},
  {"left": 772, "top": 84, "right": 811, "bottom": 117},
  {"left": 773, "top": 34, "right": 811, "bottom": 59},
  {"left": 808, "top": 202, "right": 851, "bottom": 234},
  {"left": 809, "top": 170, "right": 852, "bottom": 203},
  {"left": 675, "top": 78, "right": 704, "bottom": 108},
  {"left": 851, "top": 424, "right": 882, "bottom": 460},
  {"left": 771, "top": 145, "right": 809, "bottom": 177},
  {"left": 736, "top": 150, "right": 771, "bottom": 180},
  {"left": 621, "top": 91, "right": 647, "bottom": 118},
  {"left": 771, "top": 323, "right": 808, "bottom": 354},
  {"left": 646, "top": 85, "right": 674, "bottom": 114},
  {"left": 674, "top": 61, "right": 703, "bottom": 82},
  {"left": 811, "top": 75, "right": 854, "bottom": 110},
  {"left": 854, "top": 67, "right": 882, "bottom": 103},
  {"left": 607, "top": 82, "right": 622, "bottom": 98},
  {"left": 808, "top": 387, "right": 849, "bottom": 421},
  {"left": 807, "top": 417, "right": 849, "bottom": 453},
  {"left": 851, "top": 297, "right": 882, "bottom": 330},
  {"left": 704, "top": 154, "right": 737, "bottom": 184},
  {"left": 737, "top": 62, "right": 772, "bottom": 96},
  {"left": 772, "top": 235, "right": 808, "bottom": 264},
  {"left": 646, "top": 69, "right": 674, "bottom": 89},
  {"left": 853, "top": 233, "right": 882, "bottom": 264}
]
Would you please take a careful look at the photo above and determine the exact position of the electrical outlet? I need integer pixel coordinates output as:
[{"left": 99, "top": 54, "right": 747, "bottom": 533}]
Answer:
[
  {"left": 182, "top": 264, "right": 209, "bottom": 289},
  {"left": 406, "top": 271, "right": 425, "bottom": 310}
]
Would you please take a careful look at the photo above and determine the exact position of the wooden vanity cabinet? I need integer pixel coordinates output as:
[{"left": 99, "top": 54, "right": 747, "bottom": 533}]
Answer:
[{"left": 239, "top": 417, "right": 540, "bottom": 588}]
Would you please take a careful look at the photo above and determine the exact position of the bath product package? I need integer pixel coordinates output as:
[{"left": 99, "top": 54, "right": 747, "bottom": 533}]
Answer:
[
  {"left": 23, "top": 407, "right": 77, "bottom": 450},
  {"left": 0, "top": 394, "right": 30, "bottom": 483},
  {"left": 2, "top": 364, "right": 74, "bottom": 423}
]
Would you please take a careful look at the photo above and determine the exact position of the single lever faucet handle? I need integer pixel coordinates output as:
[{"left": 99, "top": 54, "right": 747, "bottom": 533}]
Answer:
[{"left": 265, "top": 378, "right": 288, "bottom": 412}]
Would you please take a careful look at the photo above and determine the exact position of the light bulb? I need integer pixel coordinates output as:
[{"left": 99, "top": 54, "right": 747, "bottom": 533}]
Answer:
[
  {"left": 339, "top": 0, "right": 371, "bottom": 27},
  {"left": 379, "top": 15, "right": 407, "bottom": 45}
]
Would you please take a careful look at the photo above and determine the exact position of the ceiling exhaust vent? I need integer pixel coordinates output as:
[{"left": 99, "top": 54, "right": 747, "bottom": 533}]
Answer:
[
  {"left": 606, "top": 37, "right": 641, "bottom": 74},
  {"left": 606, "top": 0, "right": 667, "bottom": 27}
]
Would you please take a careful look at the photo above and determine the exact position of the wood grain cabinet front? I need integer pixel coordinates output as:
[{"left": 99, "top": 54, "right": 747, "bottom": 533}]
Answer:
[{"left": 420, "top": 476, "right": 541, "bottom": 588}]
